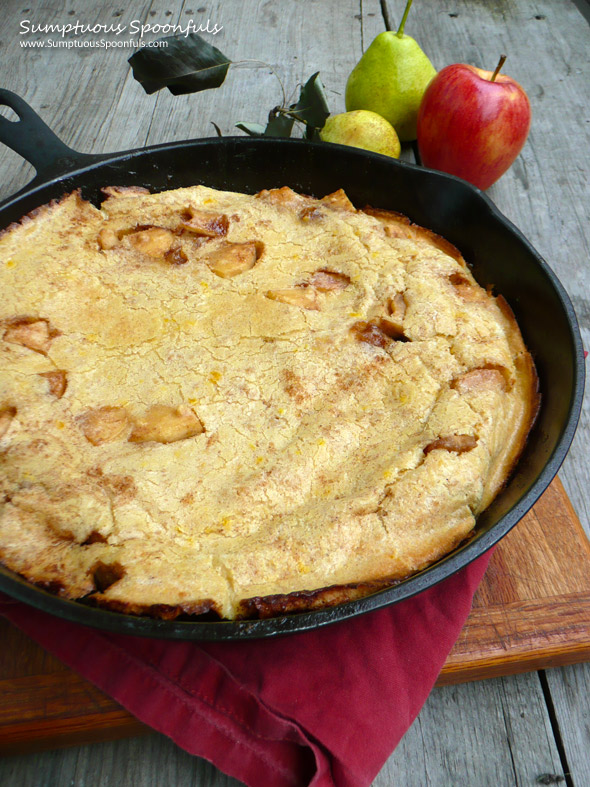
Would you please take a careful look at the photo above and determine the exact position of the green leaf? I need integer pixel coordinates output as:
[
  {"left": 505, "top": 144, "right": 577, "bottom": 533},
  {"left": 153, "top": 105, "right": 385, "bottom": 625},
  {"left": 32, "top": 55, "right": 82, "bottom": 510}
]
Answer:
[
  {"left": 289, "top": 72, "right": 330, "bottom": 137},
  {"left": 264, "top": 110, "right": 295, "bottom": 138},
  {"left": 236, "top": 110, "right": 294, "bottom": 139},
  {"left": 211, "top": 122, "right": 223, "bottom": 137},
  {"left": 129, "top": 33, "right": 231, "bottom": 96},
  {"left": 235, "top": 122, "right": 266, "bottom": 137}
]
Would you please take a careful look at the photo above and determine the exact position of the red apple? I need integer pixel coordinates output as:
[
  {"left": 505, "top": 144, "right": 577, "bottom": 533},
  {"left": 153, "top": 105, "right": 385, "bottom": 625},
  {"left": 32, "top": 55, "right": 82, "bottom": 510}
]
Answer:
[{"left": 416, "top": 57, "right": 531, "bottom": 190}]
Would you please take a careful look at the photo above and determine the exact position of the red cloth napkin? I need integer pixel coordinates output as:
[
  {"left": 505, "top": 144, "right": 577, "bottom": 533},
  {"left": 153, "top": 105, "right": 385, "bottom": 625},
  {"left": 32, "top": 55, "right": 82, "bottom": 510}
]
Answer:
[{"left": 0, "top": 551, "right": 490, "bottom": 787}]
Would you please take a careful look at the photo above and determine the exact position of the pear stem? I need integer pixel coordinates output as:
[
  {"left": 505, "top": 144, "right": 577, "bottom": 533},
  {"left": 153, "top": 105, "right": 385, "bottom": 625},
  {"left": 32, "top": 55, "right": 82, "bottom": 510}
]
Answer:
[
  {"left": 396, "top": 0, "right": 413, "bottom": 37},
  {"left": 490, "top": 54, "right": 507, "bottom": 82}
]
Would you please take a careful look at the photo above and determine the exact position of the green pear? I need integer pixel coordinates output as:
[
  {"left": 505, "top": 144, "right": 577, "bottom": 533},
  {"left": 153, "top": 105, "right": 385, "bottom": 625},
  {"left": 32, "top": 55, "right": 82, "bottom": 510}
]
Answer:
[
  {"left": 320, "top": 110, "right": 401, "bottom": 158},
  {"left": 345, "top": 0, "right": 436, "bottom": 141}
]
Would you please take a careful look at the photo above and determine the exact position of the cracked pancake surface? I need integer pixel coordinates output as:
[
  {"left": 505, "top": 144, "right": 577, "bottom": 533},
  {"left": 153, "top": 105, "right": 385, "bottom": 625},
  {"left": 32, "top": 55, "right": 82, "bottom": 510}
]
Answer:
[{"left": 0, "top": 185, "right": 538, "bottom": 619}]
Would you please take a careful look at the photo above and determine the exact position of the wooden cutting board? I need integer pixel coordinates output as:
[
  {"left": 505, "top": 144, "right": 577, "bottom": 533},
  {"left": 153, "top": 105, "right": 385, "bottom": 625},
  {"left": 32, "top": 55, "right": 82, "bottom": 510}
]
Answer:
[{"left": 1, "top": 476, "right": 589, "bottom": 755}]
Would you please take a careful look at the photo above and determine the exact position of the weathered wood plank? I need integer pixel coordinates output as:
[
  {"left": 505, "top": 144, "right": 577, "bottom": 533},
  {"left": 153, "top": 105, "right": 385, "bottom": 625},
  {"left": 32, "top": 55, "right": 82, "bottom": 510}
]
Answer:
[
  {"left": 380, "top": 672, "right": 565, "bottom": 786},
  {"left": 0, "top": 0, "right": 159, "bottom": 199},
  {"left": 544, "top": 662, "right": 590, "bottom": 787},
  {"left": 0, "top": 732, "right": 245, "bottom": 786},
  {"left": 140, "top": 0, "right": 366, "bottom": 142},
  {"left": 0, "top": 0, "right": 419, "bottom": 200},
  {"left": 0, "top": 712, "right": 148, "bottom": 757},
  {"left": 0, "top": 675, "right": 563, "bottom": 787}
]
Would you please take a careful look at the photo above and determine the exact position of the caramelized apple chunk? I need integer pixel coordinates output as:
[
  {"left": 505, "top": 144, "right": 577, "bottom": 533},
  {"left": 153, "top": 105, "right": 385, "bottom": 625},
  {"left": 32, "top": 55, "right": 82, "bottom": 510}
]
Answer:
[
  {"left": 379, "top": 293, "right": 408, "bottom": 339},
  {"left": 448, "top": 272, "right": 471, "bottom": 286},
  {"left": 0, "top": 406, "right": 16, "bottom": 439},
  {"left": 424, "top": 434, "right": 478, "bottom": 454},
  {"left": 39, "top": 370, "right": 67, "bottom": 399},
  {"left": 207, "top": 241, "right": 258, "bottom": 278},
  {"left": 266, "top": 288, "right": 319, "bottom": 311},
  {"left": 448, "top": 271, "right": 487, "bottom": 302},
  {"left": 129, "top": 404, "right": 204, "bottom": 444},
  {"left": 3, "top": 317, "right": 58, "bottom": 354},
  {"left": 351, "top": 321, "right": 390, "bottom": 348},
  {"left": 308, "top": 269, "right": 351, "bottom": 292},
  {"left": 255, "top": 187, "right": 306, "bottom": 208},
  {"left": 451, "top": 367, "right": 509, "bottom": 394},
  {"left": 164, "top": 246, "right": 188, "bottom": 265},
  {"left": 78, "top": 406, "right": 131, "bottom": 446},
  {"left": 351, "top": 318, "right": 409, "bottom": 346},
  {"left": 128, "top": 226, "right": 177, "bottom": 258},
  {"left": 180, "top": 207, "right": 229, "bottom": 237},
  {"left": 299, "top": 206, "right": 324, "bottom": 222}
]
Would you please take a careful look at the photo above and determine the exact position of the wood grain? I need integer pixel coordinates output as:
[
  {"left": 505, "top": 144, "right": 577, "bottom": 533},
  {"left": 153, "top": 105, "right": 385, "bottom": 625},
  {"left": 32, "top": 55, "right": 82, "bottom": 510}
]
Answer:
[
  {"left": 383, "top": 670, "right": 564, "bottom": 786},
  {"left": 439, "top": 478, "right": 590, "bottom": 684},
  {"left": 0, "top": 731, "right": 246, "bottom": 787},
  {"left": 1, "top": 477, "right": 589, "bottom": 755}
]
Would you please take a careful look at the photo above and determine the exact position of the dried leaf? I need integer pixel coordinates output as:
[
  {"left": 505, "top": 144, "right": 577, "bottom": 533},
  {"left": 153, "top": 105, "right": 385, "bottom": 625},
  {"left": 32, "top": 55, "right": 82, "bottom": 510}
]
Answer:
[
  {"left": 129, "top": 33, "right": 231, "bottom": 96},
  {"left": 289, "top": 72, "right": 330, "bottom": 138},
  {"left": 264, "top": 109, "right": 295, "bottom": 138}
]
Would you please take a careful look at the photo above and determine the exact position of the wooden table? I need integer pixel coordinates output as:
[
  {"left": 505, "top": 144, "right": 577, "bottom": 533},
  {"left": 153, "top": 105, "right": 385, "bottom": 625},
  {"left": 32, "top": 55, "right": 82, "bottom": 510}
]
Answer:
[{"left": 1, "top": 1, "right": 589, "bottom": 785}]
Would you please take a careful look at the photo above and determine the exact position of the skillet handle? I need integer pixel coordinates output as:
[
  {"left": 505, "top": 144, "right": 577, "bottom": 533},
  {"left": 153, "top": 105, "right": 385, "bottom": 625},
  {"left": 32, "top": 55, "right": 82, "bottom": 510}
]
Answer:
[{"left": 0, "top": 89, "right": 96, "bottom": 184}]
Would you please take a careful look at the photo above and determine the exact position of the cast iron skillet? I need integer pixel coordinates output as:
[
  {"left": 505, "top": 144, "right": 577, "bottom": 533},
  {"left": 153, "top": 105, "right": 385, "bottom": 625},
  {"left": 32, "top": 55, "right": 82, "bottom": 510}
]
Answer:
[{"left": 0, "top": 89, "right": 584, "bottom": 639}]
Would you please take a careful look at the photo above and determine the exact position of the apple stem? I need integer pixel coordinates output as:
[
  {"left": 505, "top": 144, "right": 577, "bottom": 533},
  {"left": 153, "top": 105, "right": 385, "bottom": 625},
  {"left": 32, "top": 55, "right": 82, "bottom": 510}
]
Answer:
[
  {"left": 396, "top": 0, "right": 413, "bottom": 37},
  {"left": 491, "top": 54, "right": 507, "bottom": 82}
]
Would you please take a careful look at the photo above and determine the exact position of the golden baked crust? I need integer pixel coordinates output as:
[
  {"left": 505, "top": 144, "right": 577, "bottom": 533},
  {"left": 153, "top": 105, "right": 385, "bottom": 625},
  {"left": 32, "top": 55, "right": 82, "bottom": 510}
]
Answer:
[{"left": 0, "top": 185, "right": 538, "bottom": 619}]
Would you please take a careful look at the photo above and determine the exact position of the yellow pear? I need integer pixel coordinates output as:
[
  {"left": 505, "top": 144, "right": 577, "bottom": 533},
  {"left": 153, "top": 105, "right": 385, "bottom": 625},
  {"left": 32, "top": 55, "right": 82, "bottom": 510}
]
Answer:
[
  {"left": 345, "top": 0, "right": 436, "bottom": 141},
  {"left": 319, "top": 110, "right": 401, "bottom": 158}
]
